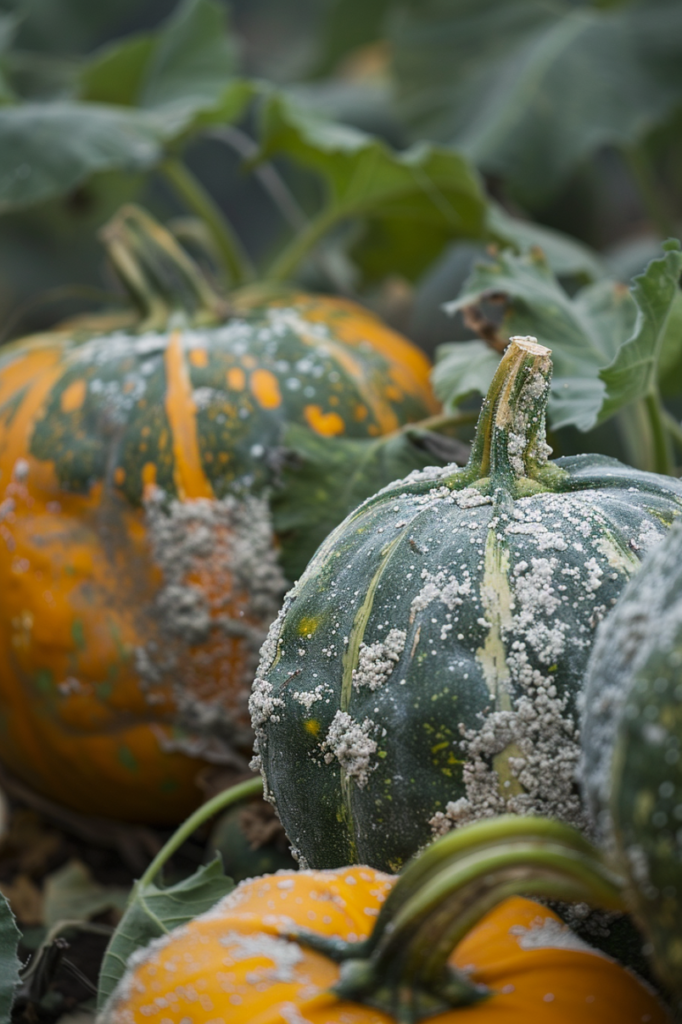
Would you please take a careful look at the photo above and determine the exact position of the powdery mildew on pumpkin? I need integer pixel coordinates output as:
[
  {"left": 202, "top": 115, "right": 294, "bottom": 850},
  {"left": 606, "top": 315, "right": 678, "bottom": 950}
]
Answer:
[
  {"left": 581, "top": 526, "right": 682, "bottom": 840},
  {"left": 510, "top": 916, "right": 600, "bottom": 955},
  {"left": 139, "top": 490, "right": 286, "bottom": 766},
  {"left": 321, "top": 711, "right": 377, "bottom": 787},
  {"left": 429, "top": 492, "right": 650, "bottom": 838},
  {"left": 352, "top": 629, "right": 406, "bottom": 691}
]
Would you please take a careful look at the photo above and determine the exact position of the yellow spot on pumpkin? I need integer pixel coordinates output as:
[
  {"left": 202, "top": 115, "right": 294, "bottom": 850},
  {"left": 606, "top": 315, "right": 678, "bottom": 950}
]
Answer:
[
  {"left": 354, "top": 404, "right": 368, "bottom": 421},
  {"left": 304, "top": 404, "right": 345, "bottom": 437},
  {"left": 227, "top": 366, "right": 245, "bottom": 390},
  {"left": 189, "top": 348, "right": 209, "bottom": 368},
  {"left": 304, "top": 719, "right": 321, "bottom": 736},
  {"left": 297, "top": 616, "right": 321, "bottom": 636},
  {"left": 142, "top": 463, "right": 157, "bottom": 487},
  {"left": 250, "top": 369, "right": 282, "bottom": 409},
  {"left": 385, "top": 384, "right": 403, "bottom": 402},
  {"left": 60, "top": 379, "right": 87, "bottom": 413},
  {"left": 114, "top": 467, "right": 126, "bottom": 485}
]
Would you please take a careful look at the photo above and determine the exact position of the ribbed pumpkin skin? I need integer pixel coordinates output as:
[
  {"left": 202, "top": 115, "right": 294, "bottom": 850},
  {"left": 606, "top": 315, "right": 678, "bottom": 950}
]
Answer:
[
  {"left": 0, "top": 295, "right": 436, "bottom": 823},
  {"left": 254, "top": 453, "right": 682, "bottom": 873},
  {"left": 102, "top": 873, "right": 669, "bottom": 1024},
  {"left": 582, "top": 521, "right": 682, "bottom": 1007}
]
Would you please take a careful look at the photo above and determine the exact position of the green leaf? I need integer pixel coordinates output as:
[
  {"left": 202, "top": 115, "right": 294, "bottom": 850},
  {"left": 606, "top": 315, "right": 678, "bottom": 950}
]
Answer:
[
  {"left": 138, "top": 0, "right": 237, "bottom": 113},
  {"left": 259, "top": 92, "right": 487, "bottom": 283},
  {"left": 0, "top": 102, "right": 166, "bottom": 211},
  {"left": 0, "top": 890, "right": 21, "bottom": 1020},
  {"left": 79, "top": 34, "right": 157, "bottom": 106},
  {"left": 80, "top": 0, "right": 237, "bottom": 116},
  {"left": 488, "top": 203, "right": 604, "bottom": 281},
  {"left": 97, "top": 857, "right": 234, "bottom": 1010},
  {"left": 599, "top": 240, "right": 682, "bottom": 422},
  {"left": 390, "top": 0, "right": 682, "bottom": 204},
  {"left": 272, "top": 423, "right": 454, "bottom": 580},
  {"left": 309, "top": 0, "right": 394, "bottom": 77},
  {"left": 445, "top": 243, "right": 682, "bottom": 430},
  {"left": 432, "top": 340, "right": 500, "bottom": 410},
  {"left": 43, "top": 860, "right": 129, "bottom": 928},
  {"left": 0, "top": 12, "right": 17, "bottom": 103}
]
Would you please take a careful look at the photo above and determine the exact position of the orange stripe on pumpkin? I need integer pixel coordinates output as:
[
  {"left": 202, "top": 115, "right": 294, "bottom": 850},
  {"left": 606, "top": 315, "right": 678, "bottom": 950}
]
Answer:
[{"left": 164, "top": 331, "right": 213, "bottom": 500}]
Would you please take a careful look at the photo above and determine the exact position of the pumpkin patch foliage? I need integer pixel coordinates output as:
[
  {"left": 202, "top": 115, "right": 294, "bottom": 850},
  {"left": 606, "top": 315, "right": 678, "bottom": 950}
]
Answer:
[{"left": 1, "top": 1, "right": 682, "bottom": 1022}]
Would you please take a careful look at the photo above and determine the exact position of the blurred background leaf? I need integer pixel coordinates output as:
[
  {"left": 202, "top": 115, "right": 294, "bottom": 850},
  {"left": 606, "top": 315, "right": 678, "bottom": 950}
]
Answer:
[
  {"left": 1, "top": 0, "right": 682, "bottom": 473},
  {"left": 390, "top": 0, "right": 682, "bottom": 211}
]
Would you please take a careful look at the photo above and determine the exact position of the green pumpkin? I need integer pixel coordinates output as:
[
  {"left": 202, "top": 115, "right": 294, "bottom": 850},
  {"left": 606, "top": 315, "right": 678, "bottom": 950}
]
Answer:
[
  {"left": 251, "top": 337, "right": 682, "bottom": 873},
  {"left": 582, "top": 521, "right": 682, "bottom": 1011}
]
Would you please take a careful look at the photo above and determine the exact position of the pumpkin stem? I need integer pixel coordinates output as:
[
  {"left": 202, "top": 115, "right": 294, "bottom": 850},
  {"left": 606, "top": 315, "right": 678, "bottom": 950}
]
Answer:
[
  {"left": 293, "top": 815, "right": 627, "bottom": 1023},
  {"left": 464, "top": 336, "right": 567, "bottom": 497},
  {"left": 99, "top": 204, "right": 230, "bottom": 332}
]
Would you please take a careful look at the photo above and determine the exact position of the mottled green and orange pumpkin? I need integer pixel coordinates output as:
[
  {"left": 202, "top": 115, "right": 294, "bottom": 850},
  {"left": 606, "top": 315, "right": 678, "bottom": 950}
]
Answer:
[{"left": 0, "top": 206, "right": 437, "bottom": 823}]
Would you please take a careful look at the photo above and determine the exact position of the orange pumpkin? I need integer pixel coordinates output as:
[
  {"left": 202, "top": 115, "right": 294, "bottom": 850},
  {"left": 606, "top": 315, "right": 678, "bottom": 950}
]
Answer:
[
  {"left": 101, "top": 868, "right": 670, "bottom": 1023},
  {"left": 0, "top": 206, "right": 437, "bottom": 823}
]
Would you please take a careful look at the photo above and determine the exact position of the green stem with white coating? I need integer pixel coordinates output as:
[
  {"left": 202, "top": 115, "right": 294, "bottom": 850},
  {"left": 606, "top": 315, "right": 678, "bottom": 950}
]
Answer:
[
  {"left": 293, "top": 815, "right": 627, "bottom": 1024},
  {"left": 460, "top": 336, "right": 567, "bottom": 497}
]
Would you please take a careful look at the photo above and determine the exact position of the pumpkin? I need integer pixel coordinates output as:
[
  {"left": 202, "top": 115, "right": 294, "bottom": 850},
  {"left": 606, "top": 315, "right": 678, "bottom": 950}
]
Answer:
[
  {"left": 582, "top": 520, "right": 682, "bottom": 1012},
  {"left": 101, "top": 815, "right": 670, "bottom": 1024},
  {"left": 252, "top": 336, "right": 682, "bottom": 873},
  {"left": 0, "top": 205, "right": 437, "bottom": 824}
]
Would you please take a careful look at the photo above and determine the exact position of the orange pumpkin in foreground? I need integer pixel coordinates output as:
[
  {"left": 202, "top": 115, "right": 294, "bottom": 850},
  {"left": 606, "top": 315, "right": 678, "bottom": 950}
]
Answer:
[
  {"left": 0, "top": 206, "right": 437, "bottom": 823},
  {"left": 101, "top": 866, "right": 669, "bottom": 1024}
]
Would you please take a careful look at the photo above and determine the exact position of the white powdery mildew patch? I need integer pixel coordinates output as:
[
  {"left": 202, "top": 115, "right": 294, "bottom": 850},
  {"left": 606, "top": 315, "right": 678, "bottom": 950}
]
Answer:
[
  {"left": 292, "top": 682, "right": 332, "bottom": 710},
  {"left": 250, "top": 677, "right": 285, "bottom": 727},
  {"left": 453, "top": 488, "right": 493, "bottom": 510},
  {"left": 353, "top": 629, "right": 406, "bottom": 691},
  {"left": 510, "top": 917, "right": 599, "bottom": 955},
  {"left": 430, "top": 496, "right": 639, "bottom": 839},
  {"left": 410, "top": 569, "right": 472, "bottom": 617},
  {"left": 220, "top": 930, "right": 304, "bottom": 983},
  {"left": 320, "top": 711, "right": 377, "bottom": 788},
  {"left": 135, "top": 490, "right": 287, "bottom": 766}
]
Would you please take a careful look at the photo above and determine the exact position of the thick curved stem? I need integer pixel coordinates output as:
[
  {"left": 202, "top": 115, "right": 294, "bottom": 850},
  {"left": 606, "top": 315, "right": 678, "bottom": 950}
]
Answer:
[
  {"left": 100, "top": 204, "right": 230, "bottom": 330},
  {"left": 294, "top": 815, "right": 627, "bottom": 1024}
]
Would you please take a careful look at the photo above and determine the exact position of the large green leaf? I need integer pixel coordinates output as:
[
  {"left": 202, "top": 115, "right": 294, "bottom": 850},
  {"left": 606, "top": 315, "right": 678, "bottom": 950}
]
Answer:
[
  {"left": 97, "top": 857, "right": 234, "bottom": 1010},
  {"left": 390, "top": 0, "right": 682, "bottom": 204},
  {"left": 444, "top": 243, "right": 682, "bottom": 430},
  {"left": 258, "top": 93, "right": 487, "bottom": 282},
  {"left": 0, "top": 890, "right": 21, "bottom": 1020},
  {"left": 432, "top": 340, "right": 500, "bottom": 410},
  {"left": 488, "top": 203, "right": 604, "bottom": 281},
  {"left": 79, "top": 34, "right": 157, "bottom": 107},
  {"left": 80, "top": 0, "right": 237, "bottom": 114},
  {"left": 0, "top": 0, "right": 248, "bottom": 213},
  {"left": 272, "top": 423, "right": 457, "bottom": 580},
  {"left": 599, "top": 239, "right": 682, "bottom": 422},
  {"left": 0, "top": 102, "right": 166, "bottom": 211}
]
